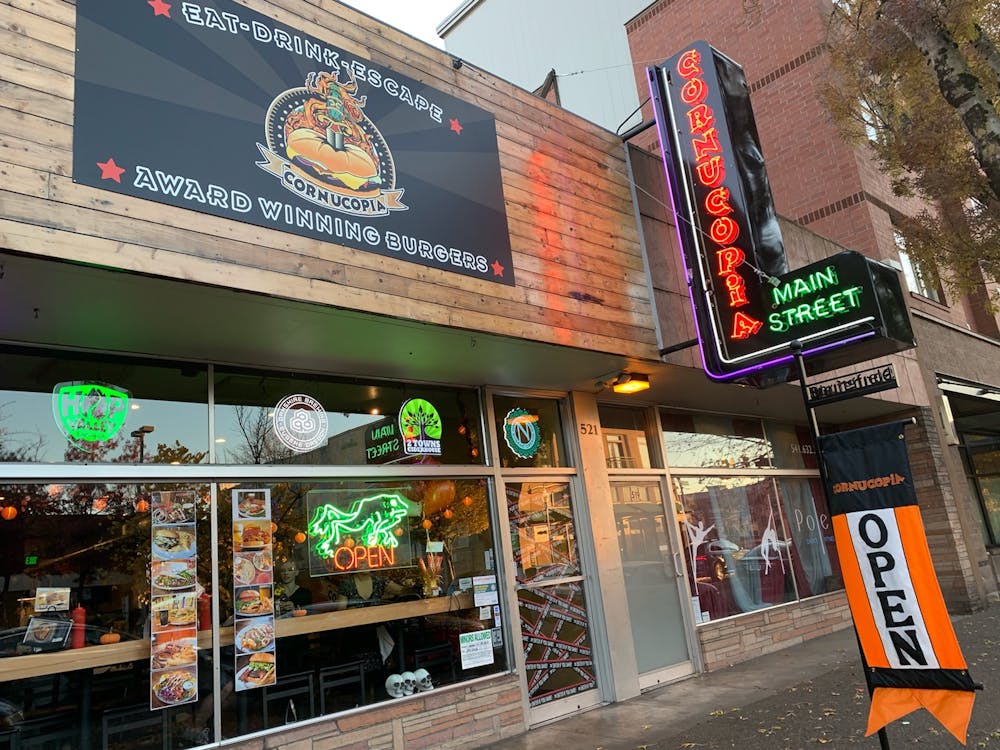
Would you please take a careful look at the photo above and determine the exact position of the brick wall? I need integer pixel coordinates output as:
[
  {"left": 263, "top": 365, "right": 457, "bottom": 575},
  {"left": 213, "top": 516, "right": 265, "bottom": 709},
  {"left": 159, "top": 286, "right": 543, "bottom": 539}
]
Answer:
[
  {"left": 226, "top": 674, "right": 525, "bottom": 750},
  {"left": 697, "top": 592, "right": 853, "bottom": 672}
]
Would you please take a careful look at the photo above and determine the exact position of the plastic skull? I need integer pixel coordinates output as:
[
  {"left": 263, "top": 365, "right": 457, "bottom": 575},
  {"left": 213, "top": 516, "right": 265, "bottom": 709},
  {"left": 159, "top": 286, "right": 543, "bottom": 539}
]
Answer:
[
  {"left": 385, "top": 673, "right": 405, "bottom": 699},
  {"left": 414, "top": 668, "right": 433, "bottom": 692},
  {"left": 400, "top": 671, "right": 417, "bottom": 696}
]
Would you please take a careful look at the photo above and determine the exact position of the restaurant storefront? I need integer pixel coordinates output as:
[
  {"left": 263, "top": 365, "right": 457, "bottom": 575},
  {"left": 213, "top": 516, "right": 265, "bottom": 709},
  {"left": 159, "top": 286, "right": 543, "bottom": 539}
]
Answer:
[{"left": 4, "top": 1, "right": 995, "bottom": 749}]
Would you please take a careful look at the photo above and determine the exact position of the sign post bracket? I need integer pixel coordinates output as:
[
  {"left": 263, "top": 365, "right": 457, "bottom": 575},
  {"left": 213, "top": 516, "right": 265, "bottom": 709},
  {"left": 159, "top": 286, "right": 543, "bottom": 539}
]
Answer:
[{"left": 790, "top": 341, "right": 893, "bottom": 750}]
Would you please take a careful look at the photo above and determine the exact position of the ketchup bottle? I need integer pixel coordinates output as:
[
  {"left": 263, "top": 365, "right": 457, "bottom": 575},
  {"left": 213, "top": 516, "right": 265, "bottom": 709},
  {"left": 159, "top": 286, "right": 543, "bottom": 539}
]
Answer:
[
  {"left": 71, "top": 604, "right": 87, "bottom": 649},
  {"left": 198, "top": 593, "right": 212, "bottom": 631}
]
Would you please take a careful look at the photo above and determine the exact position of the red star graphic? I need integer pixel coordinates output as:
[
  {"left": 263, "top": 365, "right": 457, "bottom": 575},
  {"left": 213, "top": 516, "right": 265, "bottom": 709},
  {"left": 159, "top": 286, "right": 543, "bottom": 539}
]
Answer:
[
  {"left": 148, "top": 0, "right": 172, "bottom": 17},
  {"left": 97, "top": 158, "right": 126, "bottom": 183},
  {"left": 449, "top": 118, "right": 463, "bottom": 135},
  {"left": 491, "top": 260, "right": 505, "bottom": 277}
]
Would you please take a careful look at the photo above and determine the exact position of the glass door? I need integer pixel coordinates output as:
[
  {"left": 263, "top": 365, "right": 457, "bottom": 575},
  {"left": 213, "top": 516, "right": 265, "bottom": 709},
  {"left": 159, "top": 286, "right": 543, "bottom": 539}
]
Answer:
[
  {"left": 612, "top": 481, "right": 694, "bottom": 688},
  {"left": 504, "top": 481, "right": 601, "bottom": 722}
]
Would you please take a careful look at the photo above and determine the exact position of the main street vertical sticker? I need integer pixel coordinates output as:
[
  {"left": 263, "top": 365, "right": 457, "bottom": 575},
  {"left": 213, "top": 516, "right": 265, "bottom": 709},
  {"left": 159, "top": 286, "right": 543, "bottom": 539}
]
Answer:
[{"left": 73, "top": 0, "right": 515, "bottom": 285}]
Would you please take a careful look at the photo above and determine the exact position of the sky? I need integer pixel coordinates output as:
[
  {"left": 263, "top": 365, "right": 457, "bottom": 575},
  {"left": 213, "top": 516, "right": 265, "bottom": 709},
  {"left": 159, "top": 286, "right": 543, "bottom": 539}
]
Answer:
[{"left": 338, "top": 0, "right": 459, "bottom": 49}]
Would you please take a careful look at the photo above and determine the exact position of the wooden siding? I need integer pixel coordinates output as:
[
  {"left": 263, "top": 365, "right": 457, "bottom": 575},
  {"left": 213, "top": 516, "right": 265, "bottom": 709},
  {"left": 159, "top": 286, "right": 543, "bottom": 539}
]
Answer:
[{"left": 0, "top": 0, "right": 659, "bottom": 360}]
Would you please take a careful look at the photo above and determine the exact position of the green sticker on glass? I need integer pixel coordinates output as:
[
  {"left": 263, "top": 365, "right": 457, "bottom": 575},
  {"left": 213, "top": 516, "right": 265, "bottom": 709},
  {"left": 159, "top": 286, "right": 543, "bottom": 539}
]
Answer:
[
  {"left": 52, "top": 381, "right": 131, "bottom": 448},
  {"left": 399, "top": 398, "right": 442, "bottom": 456},
  {"left": 503, "top": 407, "right": 541, "bottom": 459}
]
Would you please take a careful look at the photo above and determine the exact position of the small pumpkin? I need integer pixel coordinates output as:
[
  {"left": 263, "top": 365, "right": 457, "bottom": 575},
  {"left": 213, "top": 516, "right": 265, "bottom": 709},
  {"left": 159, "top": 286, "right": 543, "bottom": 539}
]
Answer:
[{"left": 99, "top": 631, "right": 121, "bottom": 645}]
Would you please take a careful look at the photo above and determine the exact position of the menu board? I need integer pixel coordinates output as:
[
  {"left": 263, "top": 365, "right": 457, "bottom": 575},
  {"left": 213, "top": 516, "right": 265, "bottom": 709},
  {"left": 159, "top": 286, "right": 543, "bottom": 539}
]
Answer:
[
  {"left": 232, "top": 490, "right": 277, "bottom": 691},
  {"left": 149, "top": 491, "right": 199, "bottom": 710}
]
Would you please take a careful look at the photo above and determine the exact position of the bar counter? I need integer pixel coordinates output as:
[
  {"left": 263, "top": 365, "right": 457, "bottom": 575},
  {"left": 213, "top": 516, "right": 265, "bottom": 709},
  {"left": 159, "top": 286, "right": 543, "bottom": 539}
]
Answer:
[{"left": 0, "top": 592, "right": 474, "bottom": 682}]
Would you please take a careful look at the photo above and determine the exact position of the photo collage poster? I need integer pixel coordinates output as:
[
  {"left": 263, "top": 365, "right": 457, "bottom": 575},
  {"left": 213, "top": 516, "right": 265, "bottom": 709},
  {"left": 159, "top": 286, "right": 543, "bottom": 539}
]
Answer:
[
  {"left": 232, "top": 489, "right": 277, "bottom": 691},
  {"left": 149, "top": 491, "right": 199, "bottom": 710}
]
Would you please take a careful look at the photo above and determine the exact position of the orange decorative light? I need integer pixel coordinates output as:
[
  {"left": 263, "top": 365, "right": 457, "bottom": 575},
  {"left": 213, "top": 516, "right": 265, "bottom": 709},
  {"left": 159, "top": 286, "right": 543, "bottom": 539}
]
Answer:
[
  {"left": 135, "top": 499, "right": 150, "bottom": 513},
  {"left": 1, "top": 506, "right": 17, "bottom": 521},
  {"left": 343, "top": 537, "right": 355, "bottom": 548},
  {"left": 461, "top": 496, "right": 473, "bottom": 507},
  {"left": 442, "top": 508, "right": 454, "bottom": 519},
  {"left": 394, "top": 527, "right": 404, "bottom": 537},
  {"left": 270, "top": 522, "right": 278, "bottom": 534},
  {"left": 421, "top": 519, "right": 433, "bottom": 530},
  {"left": 294, "top": 531, "right": 307, "bottom": 544}
]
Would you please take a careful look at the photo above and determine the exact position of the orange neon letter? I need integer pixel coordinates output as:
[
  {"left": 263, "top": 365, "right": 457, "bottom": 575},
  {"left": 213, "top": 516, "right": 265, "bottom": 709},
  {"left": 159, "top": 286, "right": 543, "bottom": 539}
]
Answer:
[
  {"left": 676, "top": 49, "right": 702, "bottom": 79},
  {"left": 704, "top": 186, "right": 733, "bottom": 216},
  {"left": 716, "top": 246, "right": 745, "bottom": 275},
  {"left": 680, "top": 77, "right": 707, "bottom": 106},
  {"left": 709, "top": 216, "right": 739, "bottom": 246},
  {"left": 732, "top": 312, "right": 763, "bottom": 339},
  {"left": 725, "top": 273, "right": 749, "bottom": 307},
  {"left": 692, "top": 127, "right": 722, "bottom": 163},
  {"left": 686, "top": 103, "right": 714, "bottom": 134},
  {"left": 695, "top": 156, "right": 725, "bottom": 187}
]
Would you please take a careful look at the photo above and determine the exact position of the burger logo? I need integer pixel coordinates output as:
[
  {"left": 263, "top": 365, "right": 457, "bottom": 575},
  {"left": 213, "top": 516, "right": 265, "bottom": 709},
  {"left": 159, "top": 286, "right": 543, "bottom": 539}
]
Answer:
[{"left": 257, "top": 69, "right": 406, "bottom": 217}]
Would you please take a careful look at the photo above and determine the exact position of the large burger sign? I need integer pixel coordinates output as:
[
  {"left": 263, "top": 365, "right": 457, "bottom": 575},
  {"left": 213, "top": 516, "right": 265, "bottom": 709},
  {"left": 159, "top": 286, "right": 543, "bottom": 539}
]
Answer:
[{"left": 74, "top": 0, "right": 515, "bottom": 285}]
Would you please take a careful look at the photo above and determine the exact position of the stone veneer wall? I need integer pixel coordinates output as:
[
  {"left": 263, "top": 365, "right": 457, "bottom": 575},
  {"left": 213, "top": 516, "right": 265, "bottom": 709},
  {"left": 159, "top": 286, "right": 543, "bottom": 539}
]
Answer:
[
  {"left": 697, "top": 592, "right": 853, "bottom": 672},
  {"left": 227, "top": 674, "right": 525, "bottom": 750}
]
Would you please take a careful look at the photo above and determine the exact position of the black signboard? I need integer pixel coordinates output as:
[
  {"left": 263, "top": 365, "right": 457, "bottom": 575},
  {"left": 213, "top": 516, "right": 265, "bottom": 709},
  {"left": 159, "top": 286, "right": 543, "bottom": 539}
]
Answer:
[
  {"left": 647, "top": 42, "right": 914, "bottom": 382},
  {"left": 73, "top": 0, "right": 515, "bottom": 286}
]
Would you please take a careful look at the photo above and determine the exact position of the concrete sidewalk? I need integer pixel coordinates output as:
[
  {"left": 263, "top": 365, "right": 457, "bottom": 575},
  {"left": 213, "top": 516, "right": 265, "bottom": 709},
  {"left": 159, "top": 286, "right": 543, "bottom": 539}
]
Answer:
[{"left": 484, "top": 605, "right": 998, "bottom": 750}]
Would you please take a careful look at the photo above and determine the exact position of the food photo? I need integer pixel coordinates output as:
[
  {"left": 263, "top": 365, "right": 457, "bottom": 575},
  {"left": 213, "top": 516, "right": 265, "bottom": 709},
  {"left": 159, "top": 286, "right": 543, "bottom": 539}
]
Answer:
[
  {"left": 233, "top": 552, "right": 272, "bottom": 587},
  {"left": 235, "top": 651, "right": 276, "bottom": 689},
  {"left": 21, "top": 617, "right": 71, "bottom": 650},
  {"left": 235, "top": 521, "right": 270, "bottom": 551},
  {"left": 150, "top": 667, "right": 198, "bottom": 707},
  {"left": 233, "top": 586, "right": 273, "bottom": 618},
  {"left": 235, "top": 491, "right": 269, "bottom": 519},
  {"left": 150, "top": 636, "right": 197, "bottom": 670},
  {"left": 235, "top": 617, "right": 274, "bottom": 654},
  {"left": 151, "top": 593, "right": 197, "bottom": 631},
  {"left": 151, "top": 525, "right": 196, "bottom": 560},
  {"left": 151, "top": 491, "right": 197, "bottom": 525},
  {"left": 151, "top": 560, "right": 197, "bottom": 592}
]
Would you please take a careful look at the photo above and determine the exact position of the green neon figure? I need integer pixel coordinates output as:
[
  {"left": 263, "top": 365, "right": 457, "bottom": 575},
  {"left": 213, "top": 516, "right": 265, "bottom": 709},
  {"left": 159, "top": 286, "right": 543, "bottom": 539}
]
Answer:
[
  {"left": 308, "top": 492, "right": 410, "bottom": 559},
  {"left": 52, "top": 381, "right": 131, "bottom": 446}
]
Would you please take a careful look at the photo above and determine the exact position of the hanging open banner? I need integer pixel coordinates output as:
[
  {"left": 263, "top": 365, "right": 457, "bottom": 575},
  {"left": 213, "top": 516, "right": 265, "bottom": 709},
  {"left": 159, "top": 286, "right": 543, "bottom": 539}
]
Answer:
[{"left": 819, "top": 421, "right": 977, "bottom": 743}]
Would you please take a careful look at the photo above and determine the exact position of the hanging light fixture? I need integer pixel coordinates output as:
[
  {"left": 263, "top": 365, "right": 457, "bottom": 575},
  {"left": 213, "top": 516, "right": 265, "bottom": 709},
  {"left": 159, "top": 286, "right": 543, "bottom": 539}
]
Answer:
[
  {"left": 1, "top": 506, "right": 17, "bottom": 521},
  {"left": 612, "top": 372, "right": 650, "bottom": 394}
]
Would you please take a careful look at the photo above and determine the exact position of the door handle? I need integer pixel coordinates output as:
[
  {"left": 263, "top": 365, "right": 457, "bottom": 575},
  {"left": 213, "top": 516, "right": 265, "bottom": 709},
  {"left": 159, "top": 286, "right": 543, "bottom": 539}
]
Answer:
[{"left": 672, "top": 552, "right": 684, "bottom": 578}]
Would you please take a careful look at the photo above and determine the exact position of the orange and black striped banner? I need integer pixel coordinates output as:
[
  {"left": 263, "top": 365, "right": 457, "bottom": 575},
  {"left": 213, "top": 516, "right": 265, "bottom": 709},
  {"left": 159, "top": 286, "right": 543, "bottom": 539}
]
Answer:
[{"left": 819, "top": 421, "right": 976, "bottom": 744}]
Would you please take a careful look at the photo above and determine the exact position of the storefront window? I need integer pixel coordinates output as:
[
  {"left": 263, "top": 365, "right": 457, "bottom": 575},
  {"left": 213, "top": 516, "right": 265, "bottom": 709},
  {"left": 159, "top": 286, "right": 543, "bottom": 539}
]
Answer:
[
  {"left": 214, "top": 369, "right": 484, "bottom": 466},
  {"left": 964, "top": 436, "right": 1000, "bottom": 546},
  {"left": 670, "top": 474, "right": 843, "bottom": 623},
  {"left": 0, "top": 346, "right": 209, "bottom": 465},
  {"left": 0, "top": 476, "right": 507, "bottom": 746},
  {"left": 661, "top": 411, "right": 773, "bottom": 469},
  {"left": 0, "top": 482, "right": 214, "bottom": 748},
  {"left": 215, "top": 478, "right": 505, "bottom": 739},
  {"left": 492, "top": 396, "right": 569, "bottom": 468},
  {"left": 598, "top": 405, "right": 654, "bottom": 469},
  {"left": 672, "top": 476, "right": 796, "bottom": 622}
]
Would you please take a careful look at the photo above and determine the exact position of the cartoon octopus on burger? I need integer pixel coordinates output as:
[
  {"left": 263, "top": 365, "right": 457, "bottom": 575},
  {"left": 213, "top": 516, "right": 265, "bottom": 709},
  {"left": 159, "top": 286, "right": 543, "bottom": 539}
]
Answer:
[{"left": 260, "top": 68, "right": 404, "bottom": 214}]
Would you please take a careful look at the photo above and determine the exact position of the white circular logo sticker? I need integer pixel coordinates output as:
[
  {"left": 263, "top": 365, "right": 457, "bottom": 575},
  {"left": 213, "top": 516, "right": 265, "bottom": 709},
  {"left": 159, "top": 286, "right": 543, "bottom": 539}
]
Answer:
[{"left": 272, "top": 394, "right": 328, "bottom": 453}]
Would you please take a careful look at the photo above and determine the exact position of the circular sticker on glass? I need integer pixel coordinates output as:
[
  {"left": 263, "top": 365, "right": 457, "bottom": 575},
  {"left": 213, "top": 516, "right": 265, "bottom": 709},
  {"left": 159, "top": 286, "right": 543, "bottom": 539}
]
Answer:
[
  {"left": 503, "top": 407, "right": 541, "bottom": 459},
  {"left": 272, "top": 394, "right": 328, "bottom": 453}
]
